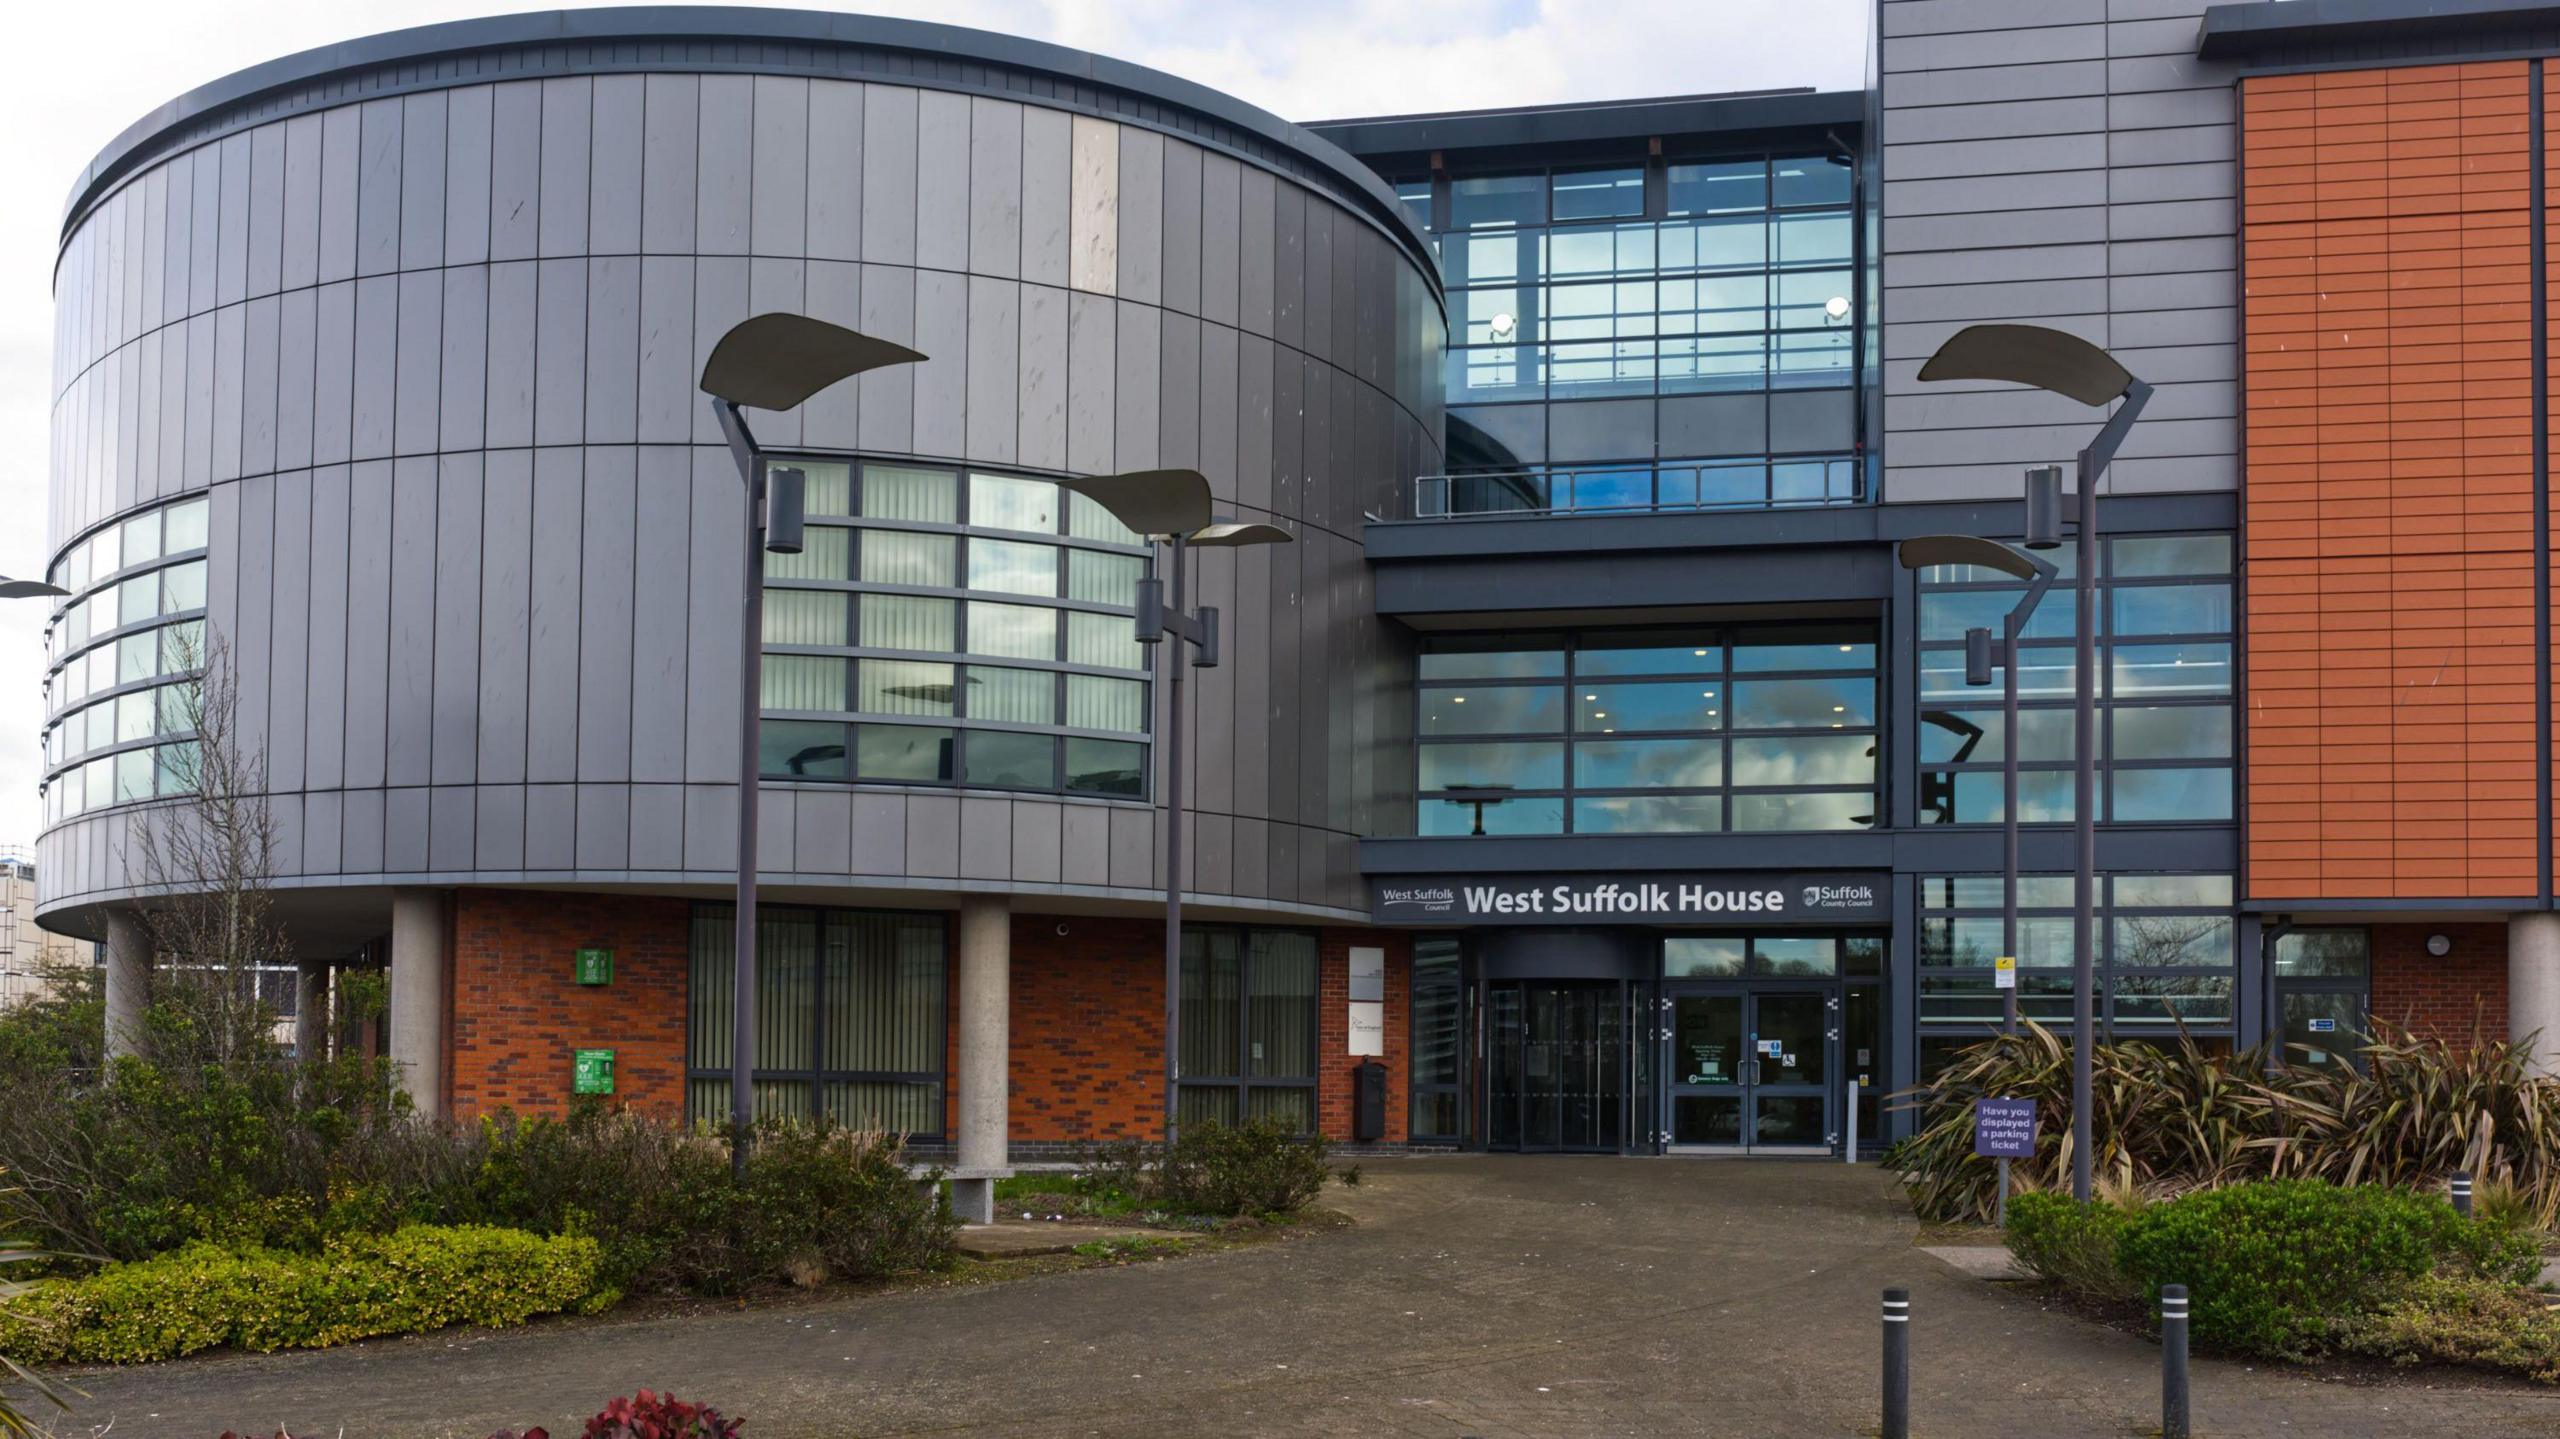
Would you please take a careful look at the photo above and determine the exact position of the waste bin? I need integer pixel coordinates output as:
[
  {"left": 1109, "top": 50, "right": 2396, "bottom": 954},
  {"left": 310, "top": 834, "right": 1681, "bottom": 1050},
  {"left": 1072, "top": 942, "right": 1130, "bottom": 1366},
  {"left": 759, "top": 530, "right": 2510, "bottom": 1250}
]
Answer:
[{"left": 1353, "top": 1060, "right": 1387, "bottom": 1142}]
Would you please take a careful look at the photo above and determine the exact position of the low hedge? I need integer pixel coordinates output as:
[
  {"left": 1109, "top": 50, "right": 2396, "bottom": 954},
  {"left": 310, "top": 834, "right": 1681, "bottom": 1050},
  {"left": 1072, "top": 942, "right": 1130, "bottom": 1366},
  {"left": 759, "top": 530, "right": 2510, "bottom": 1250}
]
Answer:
[
  {"left": 2003, "top": 1191, "right": 2139, "bottom": 1303},
  {"left": 2115, "top": 1179, "right": 2539, "bottom": 1359},
  {"left": 0, "top": 1224, "right": 611, "bottom": 1365}
]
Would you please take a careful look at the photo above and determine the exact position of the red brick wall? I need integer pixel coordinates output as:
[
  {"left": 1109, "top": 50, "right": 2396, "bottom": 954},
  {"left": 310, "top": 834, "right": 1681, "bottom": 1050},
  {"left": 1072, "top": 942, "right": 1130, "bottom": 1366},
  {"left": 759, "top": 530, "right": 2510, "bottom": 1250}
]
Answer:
[
  {"left": 440, "top": 889, "right": 1413, "bottom": 1145},
  {"left": 448, "top": 889, "right": 692, "bottom": 1122},
  {"left": 2368, "top": 922, "right": 2508, "bottom": 1044},
  {"left": 998, "top": 914, "right": 1414, "bottom": 1144}
]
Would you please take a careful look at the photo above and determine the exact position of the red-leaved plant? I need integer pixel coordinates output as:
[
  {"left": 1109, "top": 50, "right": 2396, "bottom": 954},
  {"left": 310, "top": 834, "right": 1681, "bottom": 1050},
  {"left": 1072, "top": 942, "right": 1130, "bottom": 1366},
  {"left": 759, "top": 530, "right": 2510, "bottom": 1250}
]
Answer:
[{"left": 582, "top": 1391, "right": 743, "bottom": 1439}]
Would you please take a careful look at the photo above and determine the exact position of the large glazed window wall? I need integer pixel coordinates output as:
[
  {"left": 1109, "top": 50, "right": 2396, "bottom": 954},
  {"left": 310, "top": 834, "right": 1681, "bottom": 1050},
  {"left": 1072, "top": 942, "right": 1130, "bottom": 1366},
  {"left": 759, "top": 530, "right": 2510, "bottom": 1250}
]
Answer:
[
  {"left": 1914, "top": 533, "right": 2235, "bottom": 826},
  {"left": 755, "top": 458, "right": 1153, "bottom": 801},
  {"left": 39, "top": 496, "right": 212, "bottom": 824},
  {"left": 1415, "top": 623, "right": 1880, "bottom": 835}
]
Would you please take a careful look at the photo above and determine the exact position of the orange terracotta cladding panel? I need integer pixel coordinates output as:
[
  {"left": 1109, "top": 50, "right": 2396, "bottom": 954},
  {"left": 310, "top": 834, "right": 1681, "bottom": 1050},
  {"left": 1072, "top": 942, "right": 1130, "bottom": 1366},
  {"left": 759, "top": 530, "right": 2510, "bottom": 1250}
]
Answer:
[{"left": 2243, "top": 62, "right": 2542, "bottom": 904}]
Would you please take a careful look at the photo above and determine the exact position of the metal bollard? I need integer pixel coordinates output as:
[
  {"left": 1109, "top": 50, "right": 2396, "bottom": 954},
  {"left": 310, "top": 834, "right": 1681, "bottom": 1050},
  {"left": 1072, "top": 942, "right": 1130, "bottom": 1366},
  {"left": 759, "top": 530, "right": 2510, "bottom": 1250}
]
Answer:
[
  {"left": 2161, "top": 1284, "right": 2191, "bottom": 1439},
  {"left": 2451, "top": 1174, "right": 2474, "bottom": 1217},
  {"left": 1882, "top": 1286, "right": 1910, "bottom": 1439}
]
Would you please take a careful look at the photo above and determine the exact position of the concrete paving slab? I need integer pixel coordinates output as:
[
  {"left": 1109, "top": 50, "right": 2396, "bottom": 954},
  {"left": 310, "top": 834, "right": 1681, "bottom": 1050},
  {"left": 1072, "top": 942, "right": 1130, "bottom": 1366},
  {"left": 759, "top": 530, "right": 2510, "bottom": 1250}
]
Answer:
[
  {"left": 956, "top": 1222, "right": 1175, "bottom": 1259},
  {"left": 1921, "top": 1243, "right": 2026, "bottom": 1280},
  {"left": 53, "top": 1158, "right": 2560, "bottom": 1438}
]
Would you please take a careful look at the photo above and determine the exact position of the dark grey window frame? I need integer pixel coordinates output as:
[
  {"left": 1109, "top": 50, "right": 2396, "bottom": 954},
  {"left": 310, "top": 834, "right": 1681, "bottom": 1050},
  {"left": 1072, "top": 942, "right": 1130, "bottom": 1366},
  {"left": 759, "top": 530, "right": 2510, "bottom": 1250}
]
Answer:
[
  {"left": 1178, "top": 924, "right": 1323, "bottom": 1133},
  {"left": 684, "top": 900, "right": 951, "bottom": 1140},
  {"left": 1408, "top": 935, "right": 1467, "bottom": 1142},
  {"left": 1914, "top": 872, "right": 2241, "bottom": 1055},
  {"left": 754, "top": 450, "right": 1157, "bottom": 803},
  {"left": 1414, "top": 621, "right": 1883, "bottom": 836},
  {"left": 2271, "top": 926, "right": 2372, "bottom": 1070},
  {"left": 1915, "top": 532, "right": 2236, "bottom": 828}
]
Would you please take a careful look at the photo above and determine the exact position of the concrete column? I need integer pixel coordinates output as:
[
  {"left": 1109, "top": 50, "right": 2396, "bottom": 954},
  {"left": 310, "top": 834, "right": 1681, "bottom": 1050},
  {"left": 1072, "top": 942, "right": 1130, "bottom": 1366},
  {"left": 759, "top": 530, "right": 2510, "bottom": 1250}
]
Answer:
[
  {"left": 102, "top": 909, "right": 151, "bottom": 1062},
  {"left": 387, "top": 889, "right": 448, "bottom": 1119},
  {"left": 2512, "top": 912, "right": 2560, "bottom": 1075},
  {"left": 950, "top": 896, "right": 1011, "bottom": 1225},
  {"left": 294, "top": 962, "right": 330, "bottom": 1064}
]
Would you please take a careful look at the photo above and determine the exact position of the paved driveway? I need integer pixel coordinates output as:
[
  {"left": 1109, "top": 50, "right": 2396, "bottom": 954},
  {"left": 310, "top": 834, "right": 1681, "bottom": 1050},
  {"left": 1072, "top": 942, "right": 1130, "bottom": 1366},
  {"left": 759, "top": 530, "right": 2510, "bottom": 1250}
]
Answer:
[{"left": 49, "top": 1157, "right": 2560, "bottom": 1437}]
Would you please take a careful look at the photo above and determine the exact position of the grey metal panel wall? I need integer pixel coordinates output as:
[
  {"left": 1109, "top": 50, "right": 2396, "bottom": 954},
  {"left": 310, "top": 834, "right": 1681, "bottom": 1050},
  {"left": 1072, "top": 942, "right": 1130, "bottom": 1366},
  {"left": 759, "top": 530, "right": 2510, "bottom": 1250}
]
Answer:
[
  {"left": 41, "top": 70, "right": 1442, "bottom": 928},
  {"left": 1879, "top": 0, "right": 2241, "bottom": 502}
]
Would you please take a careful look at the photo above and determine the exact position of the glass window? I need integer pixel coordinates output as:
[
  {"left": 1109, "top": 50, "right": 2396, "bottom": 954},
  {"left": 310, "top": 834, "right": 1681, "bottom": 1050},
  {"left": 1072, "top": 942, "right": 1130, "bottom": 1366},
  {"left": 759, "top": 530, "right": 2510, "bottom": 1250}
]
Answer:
[
  {"left": 2111, "top": 643, "right": 2231, "bottom": 696},
  {"left": 2114, "top": 914, "right": 2233, "bottom": 968},
  {"left": 1774, "top": 155, "right": 1852, "bottom": 208},
  {"left": 87, "top": 586, "right": 120, "bottom": 636},
  {"left": 1410, "top": 939, "right": 1465, "bottom": 1139},
  {"left": 1576, "top": 634, "right": 1719, "bottom": 676},
  {"left": 1731, "top": 733, "right": 1873, "bottom": 786},
  {"left": 2276, "top": 929, "right": 2369, "bottom": 979},
  {"left": 1667, "top": 160, "right": 1768, "bottom": 216},
  {"left": 1917, "top": 706, "right": 2073, "bottom": 764},
  {"left": 1729, "top": 676, "right": 1873, "bottom": 729},
  {"left": 1066, "top": 550, "right": 1142, "bottom": 606},
  {"left": 687, "top": 905, "right": 949, "bottom": 1134},
  {"left": 121, "top": 511, "right": 163, "bottom": 566},
  {"left": 161, "top": 560, "right": 207, "bottom": 613},
  {"left": 1451, "top": 174, "right": 1546, "bottom": 229},
  {"left": 966, "top": 538, "right": 1056, "bottom": 597},
  {"left": 760, "top": 719, "right": 850, "bottom": 778},
  {"left": 761, "top": 655, "right": 846, "bottom": 711},
  {"left": 1065, "top": 737, "right": 1145, "bottom": 796},
  {"left": 2111, "top": 768, "right": 2232, "bottom": 822},
  {"left": 967, "top": 602, "right": 1057, "bottom": 660},
  {"left": 861, "top": 465, "right": 958, "bottom": 523},
  {"left": 118, "top": 634, "right": 156, "bottom": 685},
  {"left": 1421, "top": 639, "right": 1565, "bottom": 680},
  {"left": 1575, "top": 682, "right": 1722, "bottom": 734},
  {"left": 798, "top": 461, "right": 854, "bottom": 516},
  {"left": 970, "top": 666, "right": 1057, "bottom": 725},
  {"left": 2113, "top": 706, "right": 2231, "bottom": 761},
  {"left": 160, "top": 620, "right": 204, "bottom": 673},
  {"left": 2113, "top": 584, "right": 2232, "bottom": 637},
  {"left": 859, "top": 659, "right": 958, "bottom": 716},
  {"left": 2113, "top": 534, "right": 2231, "bottom": 577},
  {"left": 163, "top": 498, "right": 210, "bottom": 552},
  {"left": 766, "top": 529, "right": 851, "bottom": 581},
  {"left": 116, "top": 690, "right": 154, "bottom": 743},
  {"left": 1421, "top": 740, "right": 1566, "bottom": 791},
  {"left": 156, "top": 743, "right": 199, "bottom": 796},
  {"left": 1573, "top": 794, "right": 1722, "bottom": 833},
  {"left": 1756, "top": 937, "right": 1837, "bottom": 976},
  {"left": 1776, "top": 211, "right": 1851, "bottom": 267},
  {"left": 765, "top": 591, "right": 848, "bottom": 646},
  {"left": 119, "top": 574, "right": 157, "bottom": 625},
  {"left": 1730, "top": 791, "right": 1873, "bottom": 831},
  {"left": 970, "top": 473, "right": 1060, "bottom": 533},
  {"left": 1421, "top": 794, "right": 1564, "bottom": 835},
  {"left": 1574, "top": 737, "right": 1719, "bottom": 788},
  {"left": 858, "top": 724, "right": 953, "bottom": 781},
  {"left": 1393, "top": 178, "right": 1432, "bottom": 233},
  {"left": 860, "top": 531, "right": 955, "bottom": 588},
  {"left": 1064, "top": 674, "right": 1145, "bottom": 733},
  {"left": 1665, "top": 937, "right": 1746, "bottom": 977},
  {"left": 157, "top": 683, "right": 194, "bottom": 735},
  {"left": 861, "top": 595, "right": 955, "bottom": 653},
  {"left": 965, "top": 729, "right": 1055, "bottom": 789},
  {"left": 1553, "top": 168, "right": 1644, "bottom": 221},
  {"left": 1733, "top": 629, "right": 1874, "bottom": 672},
  {"left": 1066, "top": 611, "right": 1144, "bottom": 670},
  {"left": 1422, "top": 686, "right": 1563, "bottom": 736},
  {"left": 86, "top": 528, "right": 121, "bottom": 580}
]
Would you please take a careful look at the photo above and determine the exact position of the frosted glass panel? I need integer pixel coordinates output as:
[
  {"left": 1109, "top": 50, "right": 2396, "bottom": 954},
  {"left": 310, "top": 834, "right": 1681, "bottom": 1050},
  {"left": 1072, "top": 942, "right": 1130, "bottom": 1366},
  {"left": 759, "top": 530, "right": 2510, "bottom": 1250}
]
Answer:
[
  {"left": 764, "top": 591, "right": 848, "bottom": 645},
  {"left": 858, "top": 660, "right": 958, "bottom": 716},
  {"left": 1067, "top": 611, "right": 1144, "bottom": 670},
  {"left": 969, "top": 666, "right": 1057, "bottom": 724},
  {"left": 862, "top": 465, "right": 957, "bottom": 522},
  {"left": 860, "top": 531, "right": 956, "bottom": 588},
  {"left": 766, "top": 528, "right": 851, "bottom": 581},
  {"left": 762, "top": 655, "right": 847, "bottom": 711},
  {"left": 859, "top": 595, "right": 955, "bottom": 652},
  {"left": 1067, "top": 674, "right": 1146, "bottom": 733}
]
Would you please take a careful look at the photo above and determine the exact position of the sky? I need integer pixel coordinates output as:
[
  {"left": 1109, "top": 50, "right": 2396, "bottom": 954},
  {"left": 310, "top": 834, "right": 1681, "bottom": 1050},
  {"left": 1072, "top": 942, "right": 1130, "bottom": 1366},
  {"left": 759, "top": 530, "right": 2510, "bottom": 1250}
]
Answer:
[{"left": 0, "top": 0, "right": 1871, "bottom": 847}]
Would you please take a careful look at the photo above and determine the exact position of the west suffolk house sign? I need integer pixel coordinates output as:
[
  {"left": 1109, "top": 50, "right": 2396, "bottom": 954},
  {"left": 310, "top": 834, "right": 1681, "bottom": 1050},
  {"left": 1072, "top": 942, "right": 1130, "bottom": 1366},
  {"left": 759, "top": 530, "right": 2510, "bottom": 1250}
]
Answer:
[{"left": 1368, "top": 874, "right": 1886, "bottom": 925}]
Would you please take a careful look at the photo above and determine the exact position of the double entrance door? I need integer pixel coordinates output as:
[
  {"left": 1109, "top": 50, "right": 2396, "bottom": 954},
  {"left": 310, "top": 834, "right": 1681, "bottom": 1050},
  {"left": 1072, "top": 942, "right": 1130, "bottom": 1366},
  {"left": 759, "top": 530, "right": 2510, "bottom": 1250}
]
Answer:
[
  {"left": 1665, "top": 988, "right": 1835, "bottom": 1153},
  {"left": 1487, "top": 981, "right": 1628, "bottom": 1152}
]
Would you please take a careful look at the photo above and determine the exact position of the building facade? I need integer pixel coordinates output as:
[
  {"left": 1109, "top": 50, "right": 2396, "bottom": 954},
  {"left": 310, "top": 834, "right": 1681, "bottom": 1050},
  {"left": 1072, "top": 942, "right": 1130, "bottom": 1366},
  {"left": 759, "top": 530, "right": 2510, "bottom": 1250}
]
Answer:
[
  {"left": 36, "top": 0, "right": 2560, "bottom": 1167},
  {"left": 0, "top": 849, "right": 93, "bottom": 1008}
]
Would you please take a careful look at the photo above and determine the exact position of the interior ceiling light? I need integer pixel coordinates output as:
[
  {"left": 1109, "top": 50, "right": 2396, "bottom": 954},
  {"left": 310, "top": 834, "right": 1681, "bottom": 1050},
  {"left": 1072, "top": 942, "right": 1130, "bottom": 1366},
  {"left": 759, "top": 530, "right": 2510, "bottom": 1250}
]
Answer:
[
  {"left": 1490, "top": 312, "right": 1517, "bottom": 339},
  {"left": 1823, "top": 295, "right": 1851, "bottom": 322}
]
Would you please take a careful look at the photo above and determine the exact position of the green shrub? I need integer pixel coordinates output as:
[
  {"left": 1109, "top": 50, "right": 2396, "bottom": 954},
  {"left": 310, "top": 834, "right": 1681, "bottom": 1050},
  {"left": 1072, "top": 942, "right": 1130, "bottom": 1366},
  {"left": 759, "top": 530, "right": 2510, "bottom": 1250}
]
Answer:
[
  {"left": 2114, "top": 1179, "right": 2539, "bottom": 1359},
  {"left": 0, "top": 1225, "right": 608, "bottom": 1366},
  {"left": 736, "top": 1122, "right": 957, "bottom": 1289},
  {"left": 2334, "top": 1274, "right": 2560, "bottom": 1381},
  {"left": 1080, "top": 1121, "right": 1338, "bottom": 1219},
  {"left": 2004, "top": 1192, "right": 2139, "bottom": 1303}
]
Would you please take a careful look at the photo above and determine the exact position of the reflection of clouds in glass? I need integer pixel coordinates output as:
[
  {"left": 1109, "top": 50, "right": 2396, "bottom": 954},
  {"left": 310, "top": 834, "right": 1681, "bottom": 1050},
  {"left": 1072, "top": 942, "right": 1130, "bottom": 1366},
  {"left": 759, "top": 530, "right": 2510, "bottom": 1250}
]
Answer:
[
  {"left": 1732, "top": 735, "right": 1872, "bottom": 785},
  {"left": 1577, "top": 738, "right": 1718, "bottom": 788},
  {"left": 1732, "top": 677, "right": 1872, "bottom": 728},
  {"left": 967, "top": 538, "right": 1057, "bottom": 596},
  {"left": 1578, "top": 682, "right": 1720, "bottom": 731}
]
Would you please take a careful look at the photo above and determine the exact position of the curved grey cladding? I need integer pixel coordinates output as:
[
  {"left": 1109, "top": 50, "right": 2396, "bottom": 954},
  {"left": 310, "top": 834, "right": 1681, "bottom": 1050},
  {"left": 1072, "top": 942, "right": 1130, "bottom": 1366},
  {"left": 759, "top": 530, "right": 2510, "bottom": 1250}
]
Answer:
[{"left": 40, "top": 50, "right": 1443, "bottom": 928}]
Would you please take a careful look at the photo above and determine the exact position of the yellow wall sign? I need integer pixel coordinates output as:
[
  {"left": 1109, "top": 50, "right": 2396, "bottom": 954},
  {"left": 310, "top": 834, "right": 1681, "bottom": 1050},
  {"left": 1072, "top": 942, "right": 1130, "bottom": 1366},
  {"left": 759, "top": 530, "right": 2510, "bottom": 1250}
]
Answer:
[{"left": 1993, "top": 955, "right": 2017, "bottom": 990}]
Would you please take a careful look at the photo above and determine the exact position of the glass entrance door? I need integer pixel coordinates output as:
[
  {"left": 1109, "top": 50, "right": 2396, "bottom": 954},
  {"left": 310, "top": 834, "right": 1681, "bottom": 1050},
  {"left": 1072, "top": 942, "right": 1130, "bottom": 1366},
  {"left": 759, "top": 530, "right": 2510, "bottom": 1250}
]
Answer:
[
  {"left": 1487, "top": 982, "right": 1626, "bottom": 1152},
  {"left": 1666, "top": 989, "right": 1835, "bottom": 1153}
]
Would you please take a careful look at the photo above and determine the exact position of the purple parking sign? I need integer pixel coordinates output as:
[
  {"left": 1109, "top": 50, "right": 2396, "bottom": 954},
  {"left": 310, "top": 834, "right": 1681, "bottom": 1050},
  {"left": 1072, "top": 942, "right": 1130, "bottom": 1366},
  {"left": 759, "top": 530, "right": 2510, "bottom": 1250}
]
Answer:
[{"left": 1974, "top": 1098, "right": 2036, "bottom": 1159}]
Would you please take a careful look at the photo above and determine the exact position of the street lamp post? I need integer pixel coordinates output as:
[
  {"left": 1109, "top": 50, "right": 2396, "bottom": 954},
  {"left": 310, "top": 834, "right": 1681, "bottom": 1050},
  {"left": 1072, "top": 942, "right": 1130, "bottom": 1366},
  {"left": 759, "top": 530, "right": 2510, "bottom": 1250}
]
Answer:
[
  {"left": 1899, "top": 532, "right": 2056, "bottom": 1223},
  {"left": 1059, "top": 469, "right": 1292, "bottom": 1147},
  {"left": 1919, "top": 323, "right": 2151, "bottom": 1204},
  {"left": 699, "top": 313, "right": 924, "bottom": 1179}
]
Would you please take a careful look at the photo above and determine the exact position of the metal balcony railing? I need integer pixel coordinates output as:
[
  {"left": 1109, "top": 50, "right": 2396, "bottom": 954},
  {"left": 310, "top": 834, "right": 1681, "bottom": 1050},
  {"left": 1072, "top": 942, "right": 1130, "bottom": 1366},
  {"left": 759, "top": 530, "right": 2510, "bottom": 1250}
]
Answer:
[{"left": 1411, "top": 457, "right": 1865, "bottom": 520}]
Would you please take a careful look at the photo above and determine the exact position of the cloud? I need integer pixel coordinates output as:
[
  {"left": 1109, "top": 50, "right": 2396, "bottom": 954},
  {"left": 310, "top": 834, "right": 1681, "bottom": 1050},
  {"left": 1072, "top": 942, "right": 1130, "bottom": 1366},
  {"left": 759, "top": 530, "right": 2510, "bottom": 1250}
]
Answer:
[{"left": 0, "top": 0, "right": 1865, "bottom": 850}]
